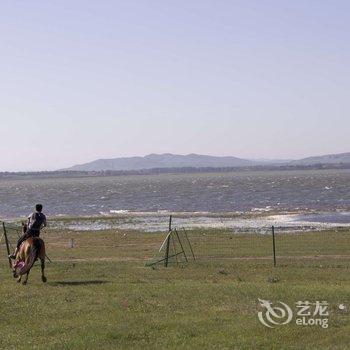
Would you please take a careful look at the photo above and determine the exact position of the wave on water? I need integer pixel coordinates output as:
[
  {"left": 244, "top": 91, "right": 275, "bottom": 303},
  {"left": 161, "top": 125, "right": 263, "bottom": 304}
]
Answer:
[
  {"left": 108, "top": 209, "right": 130, "bottom": 214},
  {"left": 250, "top": 206, "right": 273, "bottom": 212}
]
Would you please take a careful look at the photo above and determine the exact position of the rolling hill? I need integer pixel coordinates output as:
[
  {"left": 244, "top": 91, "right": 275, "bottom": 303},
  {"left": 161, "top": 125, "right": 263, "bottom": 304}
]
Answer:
[
  {"left": 65, "top": 153, "right": 257, "bottom": 171},
  {"left": 290, "top": 152, "right": 350, "bottom": 166},
  {"left": 64, "top": 152, "right": 350, "bottom": 171}
]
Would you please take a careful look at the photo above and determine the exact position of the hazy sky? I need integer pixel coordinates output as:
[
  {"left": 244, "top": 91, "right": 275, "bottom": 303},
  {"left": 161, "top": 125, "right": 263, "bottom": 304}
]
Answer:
[{"left": 0, "top": 1, "right": 349, "bottom": 171}]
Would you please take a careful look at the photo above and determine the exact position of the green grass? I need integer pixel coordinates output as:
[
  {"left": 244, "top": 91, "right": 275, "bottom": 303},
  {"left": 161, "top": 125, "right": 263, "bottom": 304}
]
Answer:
[{"left": 0, "top": 228, "right": 349, "bottom": 349}]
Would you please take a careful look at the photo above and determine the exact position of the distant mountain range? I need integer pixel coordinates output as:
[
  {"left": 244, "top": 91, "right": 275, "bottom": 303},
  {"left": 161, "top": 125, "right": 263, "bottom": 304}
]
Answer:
[
  {"left": 65, "top": 153, "right": 255, "bottom": 171},
  {"left": 289, "top": 152, "right": 350, "bottom": 166},
  {"left": 64, "top": 152, "right": 350, "bottom": 172}
]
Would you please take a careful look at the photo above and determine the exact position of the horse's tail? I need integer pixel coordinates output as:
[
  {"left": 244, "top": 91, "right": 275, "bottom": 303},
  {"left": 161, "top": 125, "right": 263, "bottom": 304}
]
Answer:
[{"left": 17, "top": 239, "right": 42, "bottom": 276}]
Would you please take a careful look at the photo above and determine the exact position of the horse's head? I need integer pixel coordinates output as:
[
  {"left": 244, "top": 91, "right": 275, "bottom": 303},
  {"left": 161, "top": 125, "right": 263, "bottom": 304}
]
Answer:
[{"left": 12, "top": 260, "right": 25, "bottom": 278}]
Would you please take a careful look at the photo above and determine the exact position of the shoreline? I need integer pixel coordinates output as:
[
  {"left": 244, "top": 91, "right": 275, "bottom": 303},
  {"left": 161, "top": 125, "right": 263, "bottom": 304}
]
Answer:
[{"left": 3, "top": 209, "right": 350, "bottom": 233}]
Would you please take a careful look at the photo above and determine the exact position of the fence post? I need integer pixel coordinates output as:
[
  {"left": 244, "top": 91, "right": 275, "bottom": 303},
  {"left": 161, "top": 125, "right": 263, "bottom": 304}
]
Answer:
[
  {"left": 164, "top": 215, "right": 172, "bottom": 267},
  {"left": 2, "top": 222, "right": 12, "bottom": 268},
  {"left": 164, "top": 233, "right": 171, "bottom": 267},
  {"left": 182, "top": 228, "right": 196, "bottom": 260},
  {"left": 168, "top": 215, "right": 172, "bottom": 232},
  {"left": 272, "top": 225, "right": 276, "bottom": 267},
  {"left": 174, "top": 229, "right": 188, "bottom": 262}
]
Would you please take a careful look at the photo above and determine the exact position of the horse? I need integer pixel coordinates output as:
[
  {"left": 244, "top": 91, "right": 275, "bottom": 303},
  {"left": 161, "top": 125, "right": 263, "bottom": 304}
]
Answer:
[{"left": 12, "top": 236, "right": 47, "bottom": 285}]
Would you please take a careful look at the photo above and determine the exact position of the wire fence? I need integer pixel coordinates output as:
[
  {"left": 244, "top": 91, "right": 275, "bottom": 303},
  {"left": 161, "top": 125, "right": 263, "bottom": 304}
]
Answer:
[
  {"left": 1, "top": 219, "right": 350, "bottom": 268},
  {"left": 0, "top": 221, "right": 23, "bottom": 267},
  {"left": 147, "top": 217, "right": 350, "bottom": 267},
  {"left": 181, "top": 228, "right": 350, "bottom": 267}
]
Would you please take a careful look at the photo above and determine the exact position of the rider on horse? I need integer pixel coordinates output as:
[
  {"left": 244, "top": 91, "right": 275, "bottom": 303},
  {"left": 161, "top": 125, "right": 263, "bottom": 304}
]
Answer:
[{"left": 9, "top": 204, "right": 47, "bottom": 260}]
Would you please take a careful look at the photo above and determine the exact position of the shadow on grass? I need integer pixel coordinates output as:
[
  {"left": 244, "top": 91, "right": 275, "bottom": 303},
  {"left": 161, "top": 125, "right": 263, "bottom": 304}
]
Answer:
[{"left": 48, "top": 280, "right": 108, "bottom": 286}]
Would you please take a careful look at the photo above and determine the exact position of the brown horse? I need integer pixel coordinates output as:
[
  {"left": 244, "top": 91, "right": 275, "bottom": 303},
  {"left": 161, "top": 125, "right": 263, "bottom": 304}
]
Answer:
[{"left": 12, "top": 237, "right": 47, "bottom": 285}]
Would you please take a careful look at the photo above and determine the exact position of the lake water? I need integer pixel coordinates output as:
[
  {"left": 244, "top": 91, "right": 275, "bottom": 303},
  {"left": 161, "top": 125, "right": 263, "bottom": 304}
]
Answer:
[{"left": 1, "top": 169, "right": 350, "bottom": 231}]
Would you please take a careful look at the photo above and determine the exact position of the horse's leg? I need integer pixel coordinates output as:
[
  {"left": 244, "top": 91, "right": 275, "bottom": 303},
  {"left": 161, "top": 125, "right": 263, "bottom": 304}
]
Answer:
[
  {"left": 22, "top": 271, "right": 30, "bottom": 285},
  {"left": 17, "top": 276, "right": 22, "bottom": 283},
  {"left": 40, "top": 258, "right": 47, "bottom": 283}
]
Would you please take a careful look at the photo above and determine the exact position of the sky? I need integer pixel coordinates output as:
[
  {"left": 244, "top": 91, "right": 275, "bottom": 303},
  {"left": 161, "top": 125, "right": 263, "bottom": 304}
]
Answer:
[{"left": 0, "top": 0, "right": 349, "bottom": 171}]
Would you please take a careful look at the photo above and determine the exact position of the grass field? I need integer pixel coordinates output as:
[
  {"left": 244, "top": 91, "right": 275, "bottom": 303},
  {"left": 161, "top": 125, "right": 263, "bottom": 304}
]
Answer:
[{"left": 0, "top": 226, "right": 349, "bottom": 349}]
